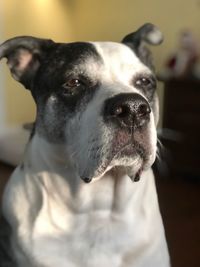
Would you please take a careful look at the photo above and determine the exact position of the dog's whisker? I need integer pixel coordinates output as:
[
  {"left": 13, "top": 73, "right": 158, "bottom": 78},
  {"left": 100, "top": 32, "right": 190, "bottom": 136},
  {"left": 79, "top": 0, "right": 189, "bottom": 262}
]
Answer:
[
  {"left": 157, "top": 138, "right": 164, "bottom": 151},
  {"left": 156, "top": 152, "right": 162, "bottom": 163}
]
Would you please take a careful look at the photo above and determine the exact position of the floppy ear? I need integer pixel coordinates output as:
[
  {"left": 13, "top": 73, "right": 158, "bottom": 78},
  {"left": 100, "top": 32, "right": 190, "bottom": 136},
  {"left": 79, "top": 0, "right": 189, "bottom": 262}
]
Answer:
[
  {"left": 0, "top": 36, "right": 55, "bottom": 89},
  {"left": 122, "top": 23, "right": 163, "bottom": 70}
]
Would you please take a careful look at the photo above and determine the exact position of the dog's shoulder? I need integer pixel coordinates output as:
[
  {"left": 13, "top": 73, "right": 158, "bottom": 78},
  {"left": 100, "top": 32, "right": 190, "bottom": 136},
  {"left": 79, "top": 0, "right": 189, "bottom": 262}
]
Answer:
[{"left": 2, "top": 166, "right": 42, "bottom": 230}]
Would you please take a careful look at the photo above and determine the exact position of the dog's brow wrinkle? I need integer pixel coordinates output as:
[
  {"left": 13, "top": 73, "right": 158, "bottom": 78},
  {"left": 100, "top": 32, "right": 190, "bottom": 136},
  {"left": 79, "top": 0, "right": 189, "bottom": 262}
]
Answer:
[{"left": 92, "top": 42, "right": 150, "bottom": 82}]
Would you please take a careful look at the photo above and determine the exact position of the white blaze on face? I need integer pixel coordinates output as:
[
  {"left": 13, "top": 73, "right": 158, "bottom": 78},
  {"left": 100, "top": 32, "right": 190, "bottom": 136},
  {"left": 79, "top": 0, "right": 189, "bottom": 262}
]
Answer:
[
  {"left": 91, "top": 41, "right": 158, "bottom": 129},
  {"left": 91, "top": 42, "right": 151, "bottom": 87}
]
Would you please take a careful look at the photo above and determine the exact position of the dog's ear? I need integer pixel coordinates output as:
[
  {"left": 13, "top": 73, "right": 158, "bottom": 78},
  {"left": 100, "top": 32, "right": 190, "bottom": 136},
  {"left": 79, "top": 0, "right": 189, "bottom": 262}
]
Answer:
[
  {"left": 0, "top": 36, "right": 55, "bottom": 89},
  {"left": 122, "top": 23, "right": 163, "bottom": 70}
]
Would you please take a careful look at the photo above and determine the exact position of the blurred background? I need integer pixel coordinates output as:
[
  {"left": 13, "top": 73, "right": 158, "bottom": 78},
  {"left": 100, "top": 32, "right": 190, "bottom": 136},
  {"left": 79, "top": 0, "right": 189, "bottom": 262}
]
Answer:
[{"left": 0, "top": 1, "right": 200, "bottom": 267}]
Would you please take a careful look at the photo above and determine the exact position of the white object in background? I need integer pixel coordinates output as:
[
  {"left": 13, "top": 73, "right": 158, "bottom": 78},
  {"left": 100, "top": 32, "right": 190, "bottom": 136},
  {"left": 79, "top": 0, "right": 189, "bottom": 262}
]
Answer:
[
  {"left": 0, "top": 0, "right": 6, "bottom": 126},
  {"left": 0, "top": 125, "right": 30, "bottom": 166}
]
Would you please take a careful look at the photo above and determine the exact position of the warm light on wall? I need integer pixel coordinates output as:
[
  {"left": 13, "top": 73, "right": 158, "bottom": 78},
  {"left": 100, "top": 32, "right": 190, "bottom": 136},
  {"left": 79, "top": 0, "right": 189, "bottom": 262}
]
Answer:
[
  {"left": 37, "top": 0, "right": 50, "bottom": 5},
  {"left": 1, "top": 0, "right": 200, "bottom": 125},
  {"left": 1, "top": 0, "right": 73, "bottom": 125}
]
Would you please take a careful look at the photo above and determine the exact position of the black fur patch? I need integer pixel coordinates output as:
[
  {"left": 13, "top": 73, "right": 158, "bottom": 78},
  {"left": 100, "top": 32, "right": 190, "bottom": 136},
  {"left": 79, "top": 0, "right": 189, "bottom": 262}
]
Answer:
[
  {"left": 33, "top": 42, "right": 102, "bottom": 101},
  {"left": 32, "top": 42, "right": 103, "bottom": 142}
]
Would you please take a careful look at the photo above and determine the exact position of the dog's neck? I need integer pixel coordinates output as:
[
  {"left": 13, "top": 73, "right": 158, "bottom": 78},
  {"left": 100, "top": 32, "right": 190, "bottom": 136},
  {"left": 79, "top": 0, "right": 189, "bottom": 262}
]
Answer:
[
  {"left": 22, "top": 133, "right": 153, "bottom": 215},
  {"left": 25, "top": 133, "right": 70, "bottom": 172}
]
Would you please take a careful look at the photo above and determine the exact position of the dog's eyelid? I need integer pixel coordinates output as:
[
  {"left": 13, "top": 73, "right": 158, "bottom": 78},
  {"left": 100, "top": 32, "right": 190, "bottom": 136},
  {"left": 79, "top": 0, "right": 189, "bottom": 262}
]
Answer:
[
  {"left": 61, "top": 75, "right": 95, "bottom": 97},
  {"left": 63, "top": 78, "right": 82, "bottom": 89},
  {"left": 133, "top": 74, "right": 156, "bottom": 89}
]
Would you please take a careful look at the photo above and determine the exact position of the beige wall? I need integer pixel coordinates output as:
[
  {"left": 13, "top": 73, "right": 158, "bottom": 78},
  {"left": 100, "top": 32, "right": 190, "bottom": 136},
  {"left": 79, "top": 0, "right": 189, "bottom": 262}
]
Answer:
[
  {"left": 1, "top": 0, "right": 200, "bottom": 125},
  {"left": 1, "top": 0, "right": 73, "bottom": 125},
  {"left": 70, "top": 0, "right": 200, "bottom": 69}
]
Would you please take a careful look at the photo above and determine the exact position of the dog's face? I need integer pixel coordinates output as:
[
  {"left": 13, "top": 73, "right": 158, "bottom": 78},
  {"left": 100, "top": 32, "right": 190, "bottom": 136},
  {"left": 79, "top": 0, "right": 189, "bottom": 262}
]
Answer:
[{"left": 0, "top": 23, "right": 163, "bottom": 182}]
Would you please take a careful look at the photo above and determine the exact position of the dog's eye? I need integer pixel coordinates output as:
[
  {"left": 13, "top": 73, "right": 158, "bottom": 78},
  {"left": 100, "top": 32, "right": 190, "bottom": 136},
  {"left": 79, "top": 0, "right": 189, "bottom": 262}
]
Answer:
[
  {"left": 134, "top": 76, "right": 156, "bottom": 92},
  {"left": 62, "top": 78, "right": 83, "bottom": 96},
  {"left": 63, "top": 79, "right": 82, "bottom": 89},
  {"left": 134, "top": 75, "right": 156, "bottom": 99},
  {"left": 135, "top": 77, "right": 152, "bottom": 87}
]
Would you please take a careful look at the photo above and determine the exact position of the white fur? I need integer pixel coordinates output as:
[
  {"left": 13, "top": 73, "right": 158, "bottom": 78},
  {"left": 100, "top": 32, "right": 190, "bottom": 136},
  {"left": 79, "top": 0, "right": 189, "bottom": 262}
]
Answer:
[
  {"left": 2, "top": 42, "right": 170, "bottom": 267},
  {"left": 3, "top": 135, "right": 169, "bottom": 267}
]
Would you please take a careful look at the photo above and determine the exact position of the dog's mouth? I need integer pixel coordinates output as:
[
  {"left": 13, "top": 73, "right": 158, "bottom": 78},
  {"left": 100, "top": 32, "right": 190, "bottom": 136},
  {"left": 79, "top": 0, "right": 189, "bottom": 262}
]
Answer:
[
  {"left": 112, "top": 130, "right": 145, "bottom": 158},
  {"left": 80, "top": 129, "right": 154, "bottom": 183}
]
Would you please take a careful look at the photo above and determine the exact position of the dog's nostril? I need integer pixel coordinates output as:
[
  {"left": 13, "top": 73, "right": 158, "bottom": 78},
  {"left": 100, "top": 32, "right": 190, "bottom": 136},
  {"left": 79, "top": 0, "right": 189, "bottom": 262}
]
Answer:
[
  {"left": 81, "top": 177, "right": 92, "bottom": 183},
  {"left": 113, "top": 105, "right": 129, "bottom": 117},
  {"left": 138, "top": 103, "right": 151, "bottom": 117},
  {"left": 113, "top": 106, "right": 123, "bottom": 116}
]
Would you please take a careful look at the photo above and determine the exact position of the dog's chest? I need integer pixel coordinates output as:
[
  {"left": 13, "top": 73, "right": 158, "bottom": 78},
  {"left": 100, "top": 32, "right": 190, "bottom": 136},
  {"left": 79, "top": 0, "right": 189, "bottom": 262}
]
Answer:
[
  {"left": 32, "top": 212, "right": 133, "bottom": 267},
  {"left": 30, "top": 175, "right": 143, "bottom": 267}
]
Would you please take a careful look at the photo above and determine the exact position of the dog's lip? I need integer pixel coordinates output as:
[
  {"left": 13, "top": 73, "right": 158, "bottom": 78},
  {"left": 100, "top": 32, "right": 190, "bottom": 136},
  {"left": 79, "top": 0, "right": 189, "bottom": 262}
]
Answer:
[
  {"left": 80, "top": 145, "right": 152, "bottom": 183},
  {"left": 111, "top": 130, "right": 132, "bottom": 153},
  {"left": 80, "top": 130, "right": 152, "bottom": 182},
  {"left": 80, "top": 145, "right": 147, "bottom": 183},
  {"left": 112, "top": 142, "right": 135, "bottom": 157},
  {"left": 92, "top": 151, "right": 144, "bottom": 182},
  {"left": 92, "top": 142, "right": 142, "bottom": 179},
  {"left": 90, "top": 132, "right": 142, "bottom": 178}
]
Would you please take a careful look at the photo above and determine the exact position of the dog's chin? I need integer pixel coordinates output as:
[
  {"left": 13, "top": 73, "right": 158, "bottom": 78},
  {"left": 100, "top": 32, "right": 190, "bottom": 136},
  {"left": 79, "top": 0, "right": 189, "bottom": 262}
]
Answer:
[{"left": 79, "top": 143, "right": 155, "bottom": 183}]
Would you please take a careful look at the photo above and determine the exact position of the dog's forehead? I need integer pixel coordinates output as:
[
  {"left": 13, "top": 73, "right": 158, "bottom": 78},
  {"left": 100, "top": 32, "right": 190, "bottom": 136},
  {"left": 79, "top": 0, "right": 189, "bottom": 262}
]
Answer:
[
  {"left": 92, "top": 42, "right": 139, "bottom": 65},
  {"left": 44, "top": 41, "right": 151, "bottom": 82},
  {"left": 91, "top": 42, "right": 149, "bottom": 74}
]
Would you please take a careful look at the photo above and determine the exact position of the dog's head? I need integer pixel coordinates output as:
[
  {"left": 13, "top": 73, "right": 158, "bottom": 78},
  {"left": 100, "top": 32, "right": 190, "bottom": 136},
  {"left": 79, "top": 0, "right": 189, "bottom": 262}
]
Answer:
[{"left": 0, "top": 23, "right": 163, "bottom": 182}]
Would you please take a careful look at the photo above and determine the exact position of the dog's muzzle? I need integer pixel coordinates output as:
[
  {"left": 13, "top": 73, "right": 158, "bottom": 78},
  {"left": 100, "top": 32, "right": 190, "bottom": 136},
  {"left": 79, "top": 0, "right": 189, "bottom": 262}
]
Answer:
[
  {"left": 103, "top": 93, "right": 151, "bottom": 129},
  {"left": 80, "top": 93, "right": 154, "bottom": 184}
]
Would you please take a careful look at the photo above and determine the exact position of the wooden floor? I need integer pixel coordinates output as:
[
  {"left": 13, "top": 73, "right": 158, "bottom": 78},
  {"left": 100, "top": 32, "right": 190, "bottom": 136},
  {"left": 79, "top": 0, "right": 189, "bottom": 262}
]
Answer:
[{"left": 0, "top": 162, "right": 199, "bottom": 267}]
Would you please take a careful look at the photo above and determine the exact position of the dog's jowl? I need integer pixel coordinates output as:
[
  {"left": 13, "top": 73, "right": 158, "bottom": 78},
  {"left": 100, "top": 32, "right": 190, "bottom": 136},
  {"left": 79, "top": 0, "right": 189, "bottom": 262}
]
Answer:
[{"left": 0, "top": 24, "right": 170, "bottom": 267}]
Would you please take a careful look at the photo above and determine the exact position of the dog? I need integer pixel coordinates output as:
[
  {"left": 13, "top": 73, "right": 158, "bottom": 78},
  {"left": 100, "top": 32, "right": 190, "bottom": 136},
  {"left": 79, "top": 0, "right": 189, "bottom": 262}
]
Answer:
[{"left": 0, "top": 23, "right": 170, "bottom": 267}]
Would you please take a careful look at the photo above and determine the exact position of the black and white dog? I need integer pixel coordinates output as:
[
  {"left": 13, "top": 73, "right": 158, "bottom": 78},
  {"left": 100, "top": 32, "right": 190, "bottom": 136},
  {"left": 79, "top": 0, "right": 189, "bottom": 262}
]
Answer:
[{"left": 0, "top": 24, "right": 170, "bottom": 267}]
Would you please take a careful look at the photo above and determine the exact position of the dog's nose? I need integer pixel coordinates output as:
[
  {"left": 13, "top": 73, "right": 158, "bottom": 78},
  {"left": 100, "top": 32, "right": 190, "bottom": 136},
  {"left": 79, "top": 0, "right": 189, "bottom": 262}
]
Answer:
[{"left": 103, "top": 93, "right": 151, "bottom": 129}]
